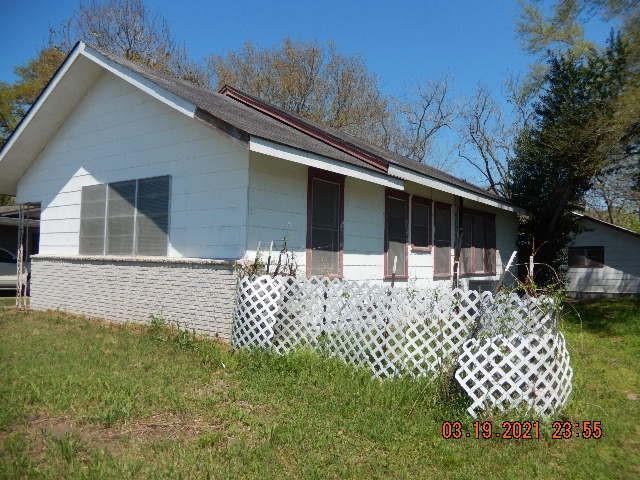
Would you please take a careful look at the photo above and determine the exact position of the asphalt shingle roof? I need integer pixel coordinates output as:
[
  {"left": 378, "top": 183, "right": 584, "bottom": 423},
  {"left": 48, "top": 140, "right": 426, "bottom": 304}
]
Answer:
[{"left": 93, "top": 46, "right": 508, "bottom": 204}]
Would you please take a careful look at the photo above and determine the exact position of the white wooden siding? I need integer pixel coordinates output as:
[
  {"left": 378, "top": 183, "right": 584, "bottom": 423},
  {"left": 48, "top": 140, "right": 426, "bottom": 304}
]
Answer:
[
  {"left": 247, "top": 153, "right": 518, "bottom": 285},
  {"left": 567, "top": 219, "right": 640, "bottom": 295},
  {"left": 16, "top": 71, "right": 249, "bottom": 259}
]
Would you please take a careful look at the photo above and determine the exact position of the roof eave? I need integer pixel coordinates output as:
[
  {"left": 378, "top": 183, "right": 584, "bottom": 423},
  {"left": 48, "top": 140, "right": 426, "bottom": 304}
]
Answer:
[
  {"left": 387, "top": 164, "right": 523, "bottom": 213},
  {"left": 574, "top": 212, "right": 640, "bottom": 239}
]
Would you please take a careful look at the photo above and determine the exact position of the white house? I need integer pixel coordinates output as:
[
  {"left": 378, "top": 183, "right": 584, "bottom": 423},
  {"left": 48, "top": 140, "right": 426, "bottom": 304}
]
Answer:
[
  {"left": 0, "top": 42, "right": 522, "bottom": 340},
  {"left": 566, "top": 213, "right": 640, "bottom": 297}
]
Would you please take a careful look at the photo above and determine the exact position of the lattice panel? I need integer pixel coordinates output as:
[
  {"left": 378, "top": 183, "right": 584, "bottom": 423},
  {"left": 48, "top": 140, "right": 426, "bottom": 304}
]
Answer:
[
  {"left": 454, "top": 333, "right": 573, "bottom": 417},
  {"left": 232, "top": 276, "right": 572, "bottom": 415}
]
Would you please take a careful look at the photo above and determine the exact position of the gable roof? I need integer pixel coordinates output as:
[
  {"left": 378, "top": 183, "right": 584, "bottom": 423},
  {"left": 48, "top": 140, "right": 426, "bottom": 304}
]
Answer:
[
  {"left": 575, "top": 212, "right": 640, "bottom": 239},
  {"left": 0, "top": 42, "right": 517, "bottom": 212}
]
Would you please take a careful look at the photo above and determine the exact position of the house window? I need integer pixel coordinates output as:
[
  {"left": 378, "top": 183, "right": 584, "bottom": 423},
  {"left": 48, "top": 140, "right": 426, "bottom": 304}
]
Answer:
[
  {"left": 460, "top": 210, "right": 496, "bottom": 276},
  {"left": 79, "top": 175, "right": 170, "bottom": 256},
  {"left": 79, "top": 184, "right": 107, "bottom": 255},
  {"left": 306, "top": 168, "right": 344, "bottom": 277},
  {"left": 568, "top": 246, "right": 604, "bottom": 268},
  {"left": 385, "top": 189, "right": 409, "bottom": 279},
  {"left": 433, "top": 202, "right": 452, "bottom": 278},
  {"left": 411, "top": 196, "right": 432, "bottom": 251}
]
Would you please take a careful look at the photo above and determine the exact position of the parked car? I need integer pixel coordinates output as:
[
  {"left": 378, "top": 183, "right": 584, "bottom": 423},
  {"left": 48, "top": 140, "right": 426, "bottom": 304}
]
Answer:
[{"left": 0, "top": 247, "right": 17, "bottom": 290}]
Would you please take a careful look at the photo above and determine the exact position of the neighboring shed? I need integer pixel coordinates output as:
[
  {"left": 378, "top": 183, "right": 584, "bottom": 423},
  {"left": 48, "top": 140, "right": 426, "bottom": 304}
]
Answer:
[{"left": 567, "top": 214, "right": 640, "bottom": 297}]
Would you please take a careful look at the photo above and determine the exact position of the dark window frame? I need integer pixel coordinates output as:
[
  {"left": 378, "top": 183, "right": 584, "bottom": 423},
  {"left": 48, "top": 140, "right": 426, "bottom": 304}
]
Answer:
[
  {"left": 306, "top": 167, "right": 345, "bottom": 278},
  {"left": 568, "top": 246, "right": 604, "bottom": 268},
  {"left": 384, "top": 188, "right": 410, "bottom": 281},
  {"left": 459, "top": 208, "right": 496, "bottom": 277},
  {"left": 411, "top": 195, "right": 432, "bottom": 252},
  {"left": 79, "top": 175, "right": 171, "bottom": 257}
]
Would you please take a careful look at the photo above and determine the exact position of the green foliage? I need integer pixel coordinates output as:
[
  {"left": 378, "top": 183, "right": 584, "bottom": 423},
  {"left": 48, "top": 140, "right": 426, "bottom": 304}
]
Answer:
[
  {"left": 0, "top": 47, "right": 65, "bottom": 146},
  {"left": 516, "top": 1, "right": 640, "bottom": 234},
  {"left": 0, "top": 1, "right": 208, "bottom": 156},
  {"left": 509, "top": 36, "right": 633, "bottom": 284}
]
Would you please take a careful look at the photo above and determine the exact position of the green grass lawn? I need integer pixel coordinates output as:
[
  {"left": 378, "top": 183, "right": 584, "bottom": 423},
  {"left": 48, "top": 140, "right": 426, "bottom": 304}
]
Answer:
[{"left": 0, "top": 298, "right": 638, "bottom": 479}]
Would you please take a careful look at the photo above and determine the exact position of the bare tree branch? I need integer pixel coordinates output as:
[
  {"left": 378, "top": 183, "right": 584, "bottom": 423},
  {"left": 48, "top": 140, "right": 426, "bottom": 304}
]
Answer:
[{"left": 457, "top": 77, "right": 536, "bottom": 198}]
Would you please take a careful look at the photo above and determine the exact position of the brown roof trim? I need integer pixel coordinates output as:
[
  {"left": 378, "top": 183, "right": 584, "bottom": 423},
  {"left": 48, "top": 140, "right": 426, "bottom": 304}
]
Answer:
[
  {"left": 218, "top": 85, "right": 388, "bottom": 173},
  {"left": 194, "top": 108, "right": 249, "bottom": 143}
]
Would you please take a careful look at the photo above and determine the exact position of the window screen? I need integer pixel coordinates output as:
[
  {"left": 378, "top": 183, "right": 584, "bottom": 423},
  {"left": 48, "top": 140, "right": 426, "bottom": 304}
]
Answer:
[
  {"left": 78, "top": 176, "right": 170, "bottom": 257},
  {"left": 434, "top": 202, "right": 451, "bottom": 277},
  {"left": 460, "top": 210, "right": 496, "bottom": 275},
  {"left": 106, "top": 180, "right": 136, "bottom": 255},
  {"left": 385, "top": 191, "right": 408, "bottom": 278},
  {"left": 308, "top": 171, "right": 343, "bottom": 277},
  {"left": 568, "top": 246, "right": 604, "bottom": 268},
  {"left": 461, "top": 212, "right": 473, "bottom": 275},
  {"left": 136, "top": 176, "right": 170, "bottom": 256},
  {"left": 411, "top": 197, "right": 432, "bottom": 249},
  {"left": 484, "top": 215, "right": 496, "bottom": 274},
  {"left": 79, "top": 184, "right": 106, "bottom": 255}
]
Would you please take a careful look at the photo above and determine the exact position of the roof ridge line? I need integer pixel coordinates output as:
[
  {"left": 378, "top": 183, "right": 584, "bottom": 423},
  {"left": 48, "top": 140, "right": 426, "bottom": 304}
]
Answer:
[{"left": 218, "top": 85, "right": 389, "bottom": 173}]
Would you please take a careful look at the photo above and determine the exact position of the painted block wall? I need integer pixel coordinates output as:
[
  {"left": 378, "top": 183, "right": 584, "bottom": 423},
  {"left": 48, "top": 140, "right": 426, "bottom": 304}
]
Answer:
[
  {"left": 30, "top": 256, "right": 236, "bottom": 340},
  {"left": 567, "top": 219, "right": 640, "bottom": 295},
  {"left": 16, "top": 71, "right": 249, "bottom": 260}
]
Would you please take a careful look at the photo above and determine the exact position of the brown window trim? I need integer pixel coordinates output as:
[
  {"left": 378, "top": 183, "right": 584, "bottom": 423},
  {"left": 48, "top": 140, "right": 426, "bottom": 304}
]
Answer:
[
  {"left": 384, "top": 188, "right": 410, "bottom": 281},
  {"left": 306, "top": 167, "right": 345, "bottom": 279},
  {"left": 411, "top": 195, "right": 433, "bottom": 252},
  {"left": 458, "top": 272, "right": 496, "bottom": 278},
  {"left": 460, "top": 208, "right": 496, "bottom": 277},
  {"left": 433, "top": 201, "right": 452, "bottom": 279},
  {"left": 568, "top": 246, "right": 604, "bottom": 269}
]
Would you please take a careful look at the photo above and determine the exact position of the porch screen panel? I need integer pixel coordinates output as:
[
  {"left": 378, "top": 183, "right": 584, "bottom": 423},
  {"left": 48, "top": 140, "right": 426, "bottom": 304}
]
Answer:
[
  {"left": 433, "top": 202, "right": 451, "bottom": 277},
  {"left": 385, "top": 193, "right": 408, "bottom": 278},
  {"left": 79, "top": 184, "right": 106, "bottom": 255},
  {"left": 411, "top": 197, "right": 432, "bottom": 249},
  {"left": 472, "top": 214, "right": 486, "bottom": 272},
  {"left": 484, "top": 215, "right": 496, "bottom": 274},
  {"left": 309, "top": 176, "right": 343, "bottom": 276},
  {"left": 460, "top": 212, "right": 473, "bottom": 275},
  {"left": 106, "top": 180, "right": 136, "bottom": 255},
  {"left": 136, "top": 176, "right": 170, "bottom": 256},
  {"left": 460, "top": 211, "right": 496, "bottom": 275}
]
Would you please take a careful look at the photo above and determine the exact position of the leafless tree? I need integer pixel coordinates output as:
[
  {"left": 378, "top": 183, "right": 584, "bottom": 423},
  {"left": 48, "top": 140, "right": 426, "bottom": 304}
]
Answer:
[
  {"left": 52, "top": 0, "right": 208, "bottom": 86},
  {"left": 209, "top": 40, "right": 391, "bottom": 146},
  {"left": 209, "top": 39, "right": 456, "bottom": 166},
  {"left": 586, "top": 156, "right": 640, "bottom": 228},
  {"left": 457, "top": 77, "right": 535, "bottom": 198},
  {"left": 393, "top": 78, "right": 456, "bottom": 163}
]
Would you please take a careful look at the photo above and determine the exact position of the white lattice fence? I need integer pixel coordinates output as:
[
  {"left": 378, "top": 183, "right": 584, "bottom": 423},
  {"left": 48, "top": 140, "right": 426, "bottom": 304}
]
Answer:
[
  {"left": 232, "top": 276, "right": 573, "bottom": 416},
  {"left": 455, "top": 333, "right": 573, "bottom": 416}
]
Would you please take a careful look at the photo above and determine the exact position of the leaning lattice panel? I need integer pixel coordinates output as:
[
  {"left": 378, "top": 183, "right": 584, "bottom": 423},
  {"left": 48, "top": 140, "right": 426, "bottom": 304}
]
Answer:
[
  {"left": 232, "top": 275, "right": 573, "bottom": 416},
  {"left": 454, "top": 333, "right": 573, "bottom": 417}
]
